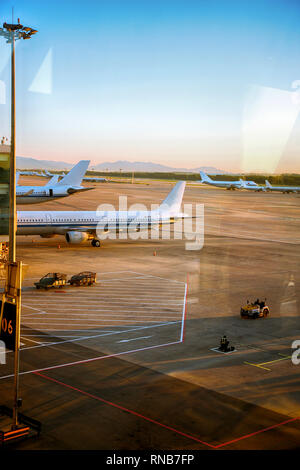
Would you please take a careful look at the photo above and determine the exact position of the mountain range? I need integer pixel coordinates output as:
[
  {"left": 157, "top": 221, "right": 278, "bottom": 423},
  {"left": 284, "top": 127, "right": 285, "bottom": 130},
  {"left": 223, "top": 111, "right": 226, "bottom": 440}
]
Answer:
[{"left": 16, "top": 156, "right": 228, "bottom": 174}]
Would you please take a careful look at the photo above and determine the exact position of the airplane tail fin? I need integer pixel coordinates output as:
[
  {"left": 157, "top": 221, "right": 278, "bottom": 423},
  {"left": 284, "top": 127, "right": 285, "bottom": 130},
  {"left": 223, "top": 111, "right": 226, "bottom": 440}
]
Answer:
[
  {"left": 55, "top": 160, "right": 90, "bottom": 187},
  {"left": 159, "top": 181, "right": 186, "bottom": 215},
  {"left": 200, "top": 171, "right": 212, "bottom": 183},
  {"left": 45, "top": 175, "right": 59, "bottom": 187},
  {"left": 265, "top": 180, "right": 272, "bottom": 188}
]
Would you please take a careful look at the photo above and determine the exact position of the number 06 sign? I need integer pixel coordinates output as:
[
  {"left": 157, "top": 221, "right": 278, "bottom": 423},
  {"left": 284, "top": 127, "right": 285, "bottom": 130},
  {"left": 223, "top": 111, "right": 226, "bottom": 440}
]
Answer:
[{"left": 0, "top": 298, "right": 17, "bottom": 351}]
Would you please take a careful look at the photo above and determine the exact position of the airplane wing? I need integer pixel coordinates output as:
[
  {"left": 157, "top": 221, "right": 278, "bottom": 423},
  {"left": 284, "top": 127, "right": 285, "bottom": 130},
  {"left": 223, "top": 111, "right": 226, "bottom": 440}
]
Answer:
[{"left": 67, "top": 187, "right": 94, "bottom": 194}]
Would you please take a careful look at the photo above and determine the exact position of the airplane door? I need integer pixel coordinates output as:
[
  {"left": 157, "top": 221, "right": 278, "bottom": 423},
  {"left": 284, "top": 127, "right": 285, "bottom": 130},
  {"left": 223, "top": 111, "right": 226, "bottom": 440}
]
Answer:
[
  {"left": 46, "top": 214, "right": 52, "bottom": 224},
  {"left": 49, "top": 189, "right": 53, "bottom": 197}
]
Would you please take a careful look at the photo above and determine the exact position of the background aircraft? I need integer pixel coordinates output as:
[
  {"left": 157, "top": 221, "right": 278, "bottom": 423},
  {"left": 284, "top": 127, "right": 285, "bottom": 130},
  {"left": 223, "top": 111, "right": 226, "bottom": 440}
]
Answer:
[
  {"left": 239, "top": 179, "right": 265, "bottom": 192},
  {"left": 265, "top": 180, "right": 300, "bottom": 193},
  {"left": 199, "top": 171, "right": 243, "bottom": 189},
  {"left": 83, "top": 175, "right": 107, "bottom": 182},
  {"left": 16, "top": 160, "right": 92, "bottom": 204}
]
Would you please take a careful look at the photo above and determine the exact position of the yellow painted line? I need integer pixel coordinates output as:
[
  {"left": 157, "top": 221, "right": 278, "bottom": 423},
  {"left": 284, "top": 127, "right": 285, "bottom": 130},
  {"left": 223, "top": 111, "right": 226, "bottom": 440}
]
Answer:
[
  {"left": 244, "top": 361, "right": 271, "bottom": 371},
  {"left": 244, "top": 354, "right": 291, "bottom": 371},
  {"left": 259, "top": 356, "right": 291, "bottom": 366}
]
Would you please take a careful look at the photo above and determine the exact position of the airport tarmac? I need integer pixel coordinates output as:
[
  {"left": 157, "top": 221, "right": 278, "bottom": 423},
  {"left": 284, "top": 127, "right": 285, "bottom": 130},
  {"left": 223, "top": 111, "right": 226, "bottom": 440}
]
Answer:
[{"left": 1, "top": 178, "right": 300, "bottom": 449}]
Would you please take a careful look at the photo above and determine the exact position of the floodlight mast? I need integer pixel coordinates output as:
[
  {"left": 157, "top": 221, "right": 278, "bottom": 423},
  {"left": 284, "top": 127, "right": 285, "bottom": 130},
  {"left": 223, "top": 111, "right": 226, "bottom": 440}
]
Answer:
[
  {"left": 0, "top": 20, "right": 38, "bottom": 263},
  {"left": 0, "top": 19, "right": 37, "bottom": 429}
]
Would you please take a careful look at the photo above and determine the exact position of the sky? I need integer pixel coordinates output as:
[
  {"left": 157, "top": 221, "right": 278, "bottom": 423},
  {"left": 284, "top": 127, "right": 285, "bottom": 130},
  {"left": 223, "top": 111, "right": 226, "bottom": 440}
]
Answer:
[{"left": 0, "top": 0, "right": 300, "bottom": 172}]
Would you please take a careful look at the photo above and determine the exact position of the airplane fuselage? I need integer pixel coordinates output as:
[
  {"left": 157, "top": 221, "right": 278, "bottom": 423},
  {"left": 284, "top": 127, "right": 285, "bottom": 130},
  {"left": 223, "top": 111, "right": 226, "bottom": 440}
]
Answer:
[
  {"left": 266, "top": 186, "right": 300, "bottom": 193},
  {"left": 17, "top": 210, "right": 177, "bottom": 234},
  {"left": 16, "top": 181, "right": 186, "bottom": 246},
  {"left": 202, "top": 180, "right": 242, "bottom": 189},
  {"left": 16, "top": 186, "right": 91, "bottom": 204}
]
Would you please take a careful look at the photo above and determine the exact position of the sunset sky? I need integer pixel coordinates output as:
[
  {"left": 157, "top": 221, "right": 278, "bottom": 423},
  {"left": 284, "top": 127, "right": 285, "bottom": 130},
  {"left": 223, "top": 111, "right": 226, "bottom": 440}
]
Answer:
[{"left": 0, "top": 0, "right": 300, "bottom": 172}]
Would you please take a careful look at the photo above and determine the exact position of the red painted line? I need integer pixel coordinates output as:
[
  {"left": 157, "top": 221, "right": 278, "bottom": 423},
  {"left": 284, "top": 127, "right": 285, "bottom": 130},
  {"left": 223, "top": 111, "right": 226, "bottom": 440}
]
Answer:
[
  {"left": 33, "top": 370, "right": 300, "bottom": 449},
  {"left": 215, "top": 416, "right": 300, "bottom": 448},
  {"left": 33, "top": 371, "right": 215, "bottom": 448}
]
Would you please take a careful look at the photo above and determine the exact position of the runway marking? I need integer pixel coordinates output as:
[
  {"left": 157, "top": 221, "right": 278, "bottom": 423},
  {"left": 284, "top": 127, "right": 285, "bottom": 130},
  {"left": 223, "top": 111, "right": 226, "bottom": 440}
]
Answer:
[
  {"left": 33, "top": 371, "right": 300, "bottom": 450},
  {"left": 25, "top": 297, "right": 184, "bottom": 303},
  {"left": 22, "top": 304, "right": 47, "bottom": 315},
  {"left": 23, "top": 305, "right": 183, "bottom": 312},
  {"left": 9, "top": 321, "right": 181, "bottom": 354},
  {"left": 211, "top": 347, "right": 237, "bottom": 355},
  {"left": 21, "top": 271, "right": 187, "bottom": 354},
  {"left": 0, "top": 340, "right": 182, "bottom": 379},
  {"left": 23, "top": 312, "right": 182, "bottom": 318},
  {"left": 180, "top": 275, "right": 188, "bottom": 342},
  {"left": 129, "top": 271, "right": 186, "bottom": 284},
  {"left": 118, "top": 336, "right": 152, "bottom": 343},
  {"left": 244, "top": 354, "right": 292, "bottom": 371},
  {"left": 34, "top": 371, "right": 215, "bottom": 448},
  {"left": 244, "top": 361, "right": 271, "bottom": 371}
]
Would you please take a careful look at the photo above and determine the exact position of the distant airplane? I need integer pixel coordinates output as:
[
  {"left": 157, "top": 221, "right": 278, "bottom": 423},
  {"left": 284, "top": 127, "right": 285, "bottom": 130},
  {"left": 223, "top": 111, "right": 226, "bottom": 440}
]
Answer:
[
  {"left": 17, "top": 169, "right": 60, "bottom": 178},
  {"left": 17, "top": 181, "right": 187, "bottom": 247},
  {"left": 17, "top": 170, "right": 41, "bottom": 176},
  {"left": 265, "top": 180, "right": 300, "bottom": 193},
  {"left": 43, "top": 170, "right": 56, "bottom": 177},
  {"left": 16, "top": 160, "right": 92, "bottom": 204},
  {"left": 238, "top": 179, "right": 265, "bottom": 192},
  {"left": 199, "top": 171, "right": 243, "bottom": 189},
  {"left": 83, "top": 175, "right": 107, "bottom": 182}
]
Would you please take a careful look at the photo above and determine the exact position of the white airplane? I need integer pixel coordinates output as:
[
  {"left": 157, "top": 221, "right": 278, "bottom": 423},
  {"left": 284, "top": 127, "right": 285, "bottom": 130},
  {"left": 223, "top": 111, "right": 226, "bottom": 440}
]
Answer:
[
  {"left": 17, "top": 170, "right": 40, "bottom": 176},
  {"left": 199, "top": 171, "right": 243, "bottom": 189},
  {"left": 42, "top": 170, "right": 56, "bottom": 177},
  {"left": 16, "top": 160, "right": 93, "bottom": 204},
  {"left": 83, "top": 175, "right": 108, "bottom": 183},
  {"left": 17, "top": 181, "right": 187, "bottom": 247},
  {"left": 265, "top": 180, "right": 300, "bottom": 194},
  {"left": 238, "top": 179, "right": 265, "bottom": 192}
]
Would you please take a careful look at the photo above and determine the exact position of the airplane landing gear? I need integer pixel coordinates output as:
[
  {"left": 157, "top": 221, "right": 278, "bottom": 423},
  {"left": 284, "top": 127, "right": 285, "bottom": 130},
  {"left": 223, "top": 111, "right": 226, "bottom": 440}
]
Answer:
[{"left": 91, "top": 239, "right": 101, "bottom": 247}]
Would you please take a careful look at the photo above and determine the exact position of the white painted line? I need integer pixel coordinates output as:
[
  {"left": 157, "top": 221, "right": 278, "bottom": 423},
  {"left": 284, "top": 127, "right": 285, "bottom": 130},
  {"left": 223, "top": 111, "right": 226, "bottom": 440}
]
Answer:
[
  {"left": 3, "top": 321, "right": 181, "bottom": 354},
  {"left": 210, "top": 347, "right": 237, "bottom": 354},
  {"left": 118, "top": 336, "right": 152, "bottom": 343},
  {"left": 126, "top": 271, "right": 186, "bottom": 284},
  {"left": 23, "top": 309, "right": 182, "bottom": 315},
  {"left": 22, "top": 304, "right": 47, "bottom": 315},
  {"left": 21, "top": 337, "right": 43, "bottom": 345},
  {"left": 23, "top": 300, "right": 184, "bottom": 307},
  {"left": 180, "top": 282, "right": 188, "bottom": 342},
  {"left": 22, "top": 319, "right": 179, "bottom": 326},
  {"left": 0, "top": 340, "right": 182, "bottom": 380}
]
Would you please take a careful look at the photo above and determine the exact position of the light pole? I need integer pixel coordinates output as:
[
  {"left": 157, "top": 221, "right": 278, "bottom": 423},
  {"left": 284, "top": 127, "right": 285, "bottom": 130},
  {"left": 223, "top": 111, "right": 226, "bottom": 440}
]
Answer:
[
  {"left": 0, "top": 19, "right": 38, "bottom": 263},
  {"left": 0, "top": 19, "right": 37, "bottom": 429}
]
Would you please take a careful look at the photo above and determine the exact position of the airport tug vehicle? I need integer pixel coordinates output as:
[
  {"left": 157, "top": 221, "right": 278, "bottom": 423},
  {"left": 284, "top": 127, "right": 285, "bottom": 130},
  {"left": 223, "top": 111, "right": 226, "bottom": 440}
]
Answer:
[
  {"left": 68, "top": 271, "right": 96, "bottom": 286},
  {"left": 240, "top": 299, "right": 269, "bottom": 319},
  {"left": 35, "top": 273, "right": 67, "bottom": 290},
  {"left": 35, "top": 272, "right": 96, "bottom": 289}
]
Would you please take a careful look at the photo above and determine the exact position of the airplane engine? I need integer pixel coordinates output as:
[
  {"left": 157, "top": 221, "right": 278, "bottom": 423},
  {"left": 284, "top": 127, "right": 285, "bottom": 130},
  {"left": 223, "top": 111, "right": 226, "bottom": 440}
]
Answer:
[{"left": 65, "top": 231, "right": 89, "bottom": 244}]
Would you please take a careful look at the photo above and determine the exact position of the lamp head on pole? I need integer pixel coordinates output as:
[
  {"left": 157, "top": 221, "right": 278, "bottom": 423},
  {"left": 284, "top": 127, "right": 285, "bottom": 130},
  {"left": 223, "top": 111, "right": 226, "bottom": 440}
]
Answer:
[{"left": 0, "top": 20, "right": 38, "bottom": 43}]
